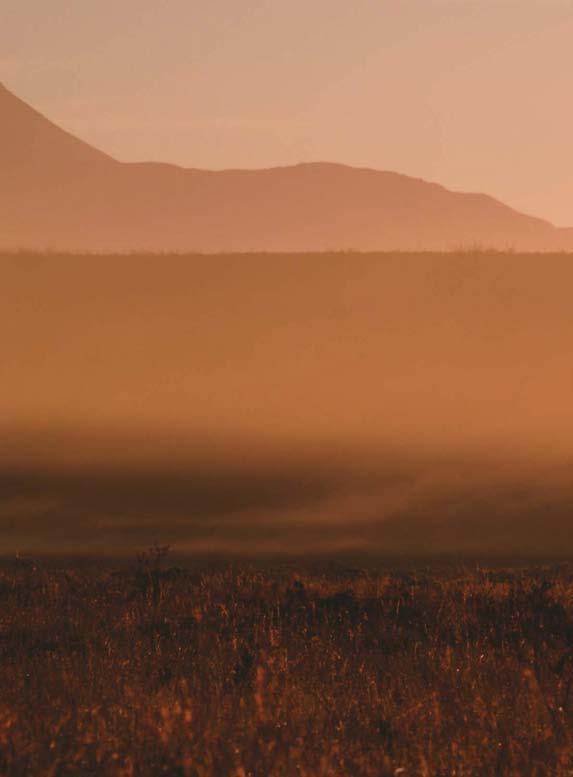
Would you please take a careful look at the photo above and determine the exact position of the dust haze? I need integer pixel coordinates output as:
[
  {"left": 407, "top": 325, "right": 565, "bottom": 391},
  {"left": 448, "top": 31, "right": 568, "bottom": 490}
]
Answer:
[{"left": 2, "top": 251, "right": 572, "bottom": 556}]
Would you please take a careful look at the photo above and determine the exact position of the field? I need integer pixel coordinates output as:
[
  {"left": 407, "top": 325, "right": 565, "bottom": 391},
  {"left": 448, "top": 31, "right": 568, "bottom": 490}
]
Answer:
[
  {"left": 2, "top": 554, "right": 573, "bottom": 776},
  {"left": 4, "top": 249, "right": 573, "bottom": 772}
]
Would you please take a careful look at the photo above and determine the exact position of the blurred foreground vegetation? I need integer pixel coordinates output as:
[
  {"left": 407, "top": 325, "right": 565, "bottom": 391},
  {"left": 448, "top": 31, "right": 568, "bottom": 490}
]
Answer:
[{"left": 2, "top": 553, "right": 573, "bottom": 776}]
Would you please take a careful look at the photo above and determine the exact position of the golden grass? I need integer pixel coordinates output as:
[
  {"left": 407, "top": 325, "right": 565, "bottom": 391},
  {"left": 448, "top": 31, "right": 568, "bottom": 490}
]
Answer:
[{"left": 1, "top": 555, "right": 573, "bottom": 775}]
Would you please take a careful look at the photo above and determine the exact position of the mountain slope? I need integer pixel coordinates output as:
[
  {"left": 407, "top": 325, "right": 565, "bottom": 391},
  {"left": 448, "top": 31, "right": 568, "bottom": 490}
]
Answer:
[
  {"left": 1, "top": 82, "right": 114, "bottom": 179},
  {"left": 1, "top": 82, "right": 571, "bottom": 251}
]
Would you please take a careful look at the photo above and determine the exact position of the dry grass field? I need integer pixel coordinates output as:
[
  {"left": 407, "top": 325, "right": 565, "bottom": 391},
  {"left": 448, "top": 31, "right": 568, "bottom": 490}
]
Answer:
[{"left": 2, "top": 552, "right": 573, "bottom": 776}]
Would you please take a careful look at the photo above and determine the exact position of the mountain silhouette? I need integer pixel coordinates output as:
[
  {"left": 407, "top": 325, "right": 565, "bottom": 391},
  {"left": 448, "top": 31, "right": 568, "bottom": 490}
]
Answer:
[{"left": 1, "top": 82, "right": 571, "bottom": 252}]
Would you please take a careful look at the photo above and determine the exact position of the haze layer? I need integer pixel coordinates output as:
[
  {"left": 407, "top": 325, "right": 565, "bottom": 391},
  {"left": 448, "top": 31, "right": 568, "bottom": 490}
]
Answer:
[{"left": 2, "top": 252, "right": 573, "bottom": 556}]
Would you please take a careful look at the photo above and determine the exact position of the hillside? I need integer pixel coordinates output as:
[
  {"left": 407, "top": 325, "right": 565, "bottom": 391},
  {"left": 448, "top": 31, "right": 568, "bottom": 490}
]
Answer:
[{"left": 1, "top": 82, "right": 571, "bottom": 251}]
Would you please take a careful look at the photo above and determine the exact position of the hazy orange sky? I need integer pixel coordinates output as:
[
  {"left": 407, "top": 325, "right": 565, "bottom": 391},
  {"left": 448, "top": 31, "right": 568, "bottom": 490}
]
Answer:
[{"left": 2, "top": 1, "right": 572, "bottom": 225}]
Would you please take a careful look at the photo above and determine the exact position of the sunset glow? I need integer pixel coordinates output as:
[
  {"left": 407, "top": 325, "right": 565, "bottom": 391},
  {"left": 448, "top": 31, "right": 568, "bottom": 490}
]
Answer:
[
  {"left": 3, "top": 1, "right": 572, "bottom": 223},
  {"left": 2, "top": 5, "right": 573, "bottom": 773}
]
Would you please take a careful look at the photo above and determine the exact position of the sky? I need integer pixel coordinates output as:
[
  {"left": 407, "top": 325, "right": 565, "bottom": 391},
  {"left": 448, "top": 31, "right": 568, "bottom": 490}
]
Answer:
[{"left": 2, "top": 1, "right": 573, "bottom": 225}]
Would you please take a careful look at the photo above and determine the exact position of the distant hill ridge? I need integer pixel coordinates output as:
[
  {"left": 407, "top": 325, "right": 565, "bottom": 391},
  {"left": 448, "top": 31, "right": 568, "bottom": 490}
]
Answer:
[{"left": 1, "top": 81, "right": 571, "bottom": 252}]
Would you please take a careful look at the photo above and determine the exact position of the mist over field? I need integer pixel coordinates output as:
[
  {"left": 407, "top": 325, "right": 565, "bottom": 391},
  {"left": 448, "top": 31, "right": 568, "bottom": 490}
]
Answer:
[
  {"left": 2, "top": 251, "right": 572, "bottom": 557},
  {"left": 5, "top": 7, "right": 573, "bottom": 774}
]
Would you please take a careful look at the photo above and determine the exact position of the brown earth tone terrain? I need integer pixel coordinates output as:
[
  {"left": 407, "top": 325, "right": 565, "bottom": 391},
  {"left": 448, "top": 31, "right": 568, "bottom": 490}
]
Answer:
[{"left": 2, "top": 557, "right": 573, "bottom": 776}]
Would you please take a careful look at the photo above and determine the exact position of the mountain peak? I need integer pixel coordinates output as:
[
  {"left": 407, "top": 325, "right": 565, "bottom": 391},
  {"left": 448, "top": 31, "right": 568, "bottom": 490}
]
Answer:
[{"left": 0, "top": 84, "right": 570, "bottom": 251}]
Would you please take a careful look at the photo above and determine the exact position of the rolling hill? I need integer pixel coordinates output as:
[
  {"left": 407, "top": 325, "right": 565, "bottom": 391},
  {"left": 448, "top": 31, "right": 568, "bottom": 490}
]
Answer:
[{"left": 1, "top": 81, "right": 571, "bottom": 252}]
